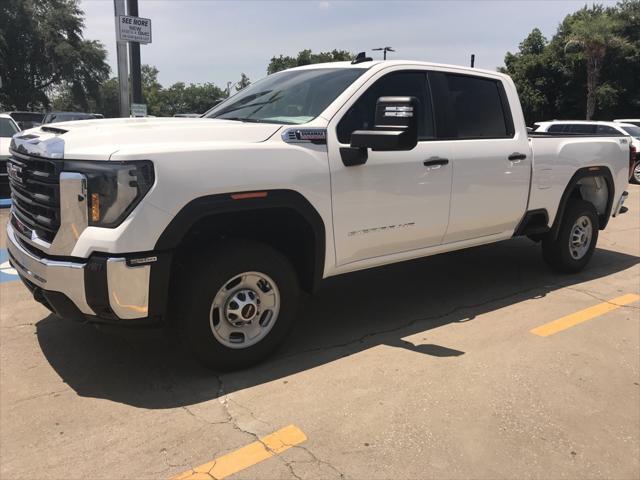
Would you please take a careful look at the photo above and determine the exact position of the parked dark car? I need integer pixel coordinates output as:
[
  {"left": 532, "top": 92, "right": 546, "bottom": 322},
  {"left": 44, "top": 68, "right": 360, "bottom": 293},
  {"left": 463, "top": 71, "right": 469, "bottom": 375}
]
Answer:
[
  {"left": 2, "top": 111, "right": 45, "bottom": 130},
  {"left": 42, "top": 112, "right": 102, "bottom": 124}
]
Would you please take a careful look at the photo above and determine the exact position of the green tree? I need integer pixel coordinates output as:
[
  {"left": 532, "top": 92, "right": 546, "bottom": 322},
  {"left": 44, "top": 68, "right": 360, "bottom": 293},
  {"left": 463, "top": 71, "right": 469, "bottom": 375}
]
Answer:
[
  {"left": 0, "top": 0, "right": 110, "bottom": 110},
  {"left": 267, "top": 49, "right": 353, "bottom": 74},
  {"left": 97, "top": 78, "right": 120, "bottom": 118},
  {"left": 608, "top": 0, "right": 640, "bottom": 114},
  {"left": 563, "top": 5, "right": 629, "bottom": 119},
  {"left": 141, "top": 64, "right": 163, "bottom": 115},
  {"left": 500, "top": 28, "right": 554, "bottom": 123},
  {"left": 152, "top": 81, "right": 226, "bottom": 116},
  {"left": 501, "top": 1, "right": 639, "bottom": 124},
  {"left": 236, "top": 73, "right": 251, "bottom": 91}
]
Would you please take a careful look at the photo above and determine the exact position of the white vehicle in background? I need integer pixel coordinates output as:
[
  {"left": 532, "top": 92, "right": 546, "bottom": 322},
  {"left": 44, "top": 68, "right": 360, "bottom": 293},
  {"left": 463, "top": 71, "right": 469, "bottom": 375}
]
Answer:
[
  {"left": 0, "top": 113, "right": 21, "bottom": 198},
  {"left": 614, "top": 119, "right": 640, "bottom": 127},
  {"left": 534, "top": 120, "right": 640, "bottom": 183},
  {"left": 6, "top": 58, "right": 635, "bottom": 369}
]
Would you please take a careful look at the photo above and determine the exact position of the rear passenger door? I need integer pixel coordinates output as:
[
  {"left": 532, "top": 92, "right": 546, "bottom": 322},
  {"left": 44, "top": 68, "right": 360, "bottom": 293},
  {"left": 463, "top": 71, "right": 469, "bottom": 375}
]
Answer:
[{"left": 429, "top": 72, "right": 531, "bottom": 243}]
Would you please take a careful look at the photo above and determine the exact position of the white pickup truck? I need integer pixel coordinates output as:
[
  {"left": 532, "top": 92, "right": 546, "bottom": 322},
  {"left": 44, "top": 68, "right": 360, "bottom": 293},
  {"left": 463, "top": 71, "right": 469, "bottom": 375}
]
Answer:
[{"left": 6, "top": 59, "right": 634, "bottom": 369}]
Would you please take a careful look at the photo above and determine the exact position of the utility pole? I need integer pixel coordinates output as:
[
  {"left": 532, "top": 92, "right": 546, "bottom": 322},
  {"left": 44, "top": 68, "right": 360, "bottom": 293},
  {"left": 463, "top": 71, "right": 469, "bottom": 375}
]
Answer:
[
  {"left": 114, "top": 0, "right": 129, "bottom": 117},
  {"left": 373, "top": 47, "right": 395, "bottom": 60},
  {"left": 127, "top": 0, "right": 143, "bottom": 104}
]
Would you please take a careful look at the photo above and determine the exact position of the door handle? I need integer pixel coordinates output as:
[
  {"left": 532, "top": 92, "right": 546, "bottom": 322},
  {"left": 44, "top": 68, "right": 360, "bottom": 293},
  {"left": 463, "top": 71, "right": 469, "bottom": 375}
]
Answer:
[
  {"left": 508, "top": 152, "right": 527, "bottom": 161},
  {"left": 423, "top": 157, "right": 449, "bottom": 167}
]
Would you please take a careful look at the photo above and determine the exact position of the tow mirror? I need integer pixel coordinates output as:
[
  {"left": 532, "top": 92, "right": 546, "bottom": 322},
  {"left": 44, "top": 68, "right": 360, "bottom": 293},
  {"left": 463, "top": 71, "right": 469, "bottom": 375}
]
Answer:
[{"left": 341, "top": 96, "right": 419, "bottom": 166}]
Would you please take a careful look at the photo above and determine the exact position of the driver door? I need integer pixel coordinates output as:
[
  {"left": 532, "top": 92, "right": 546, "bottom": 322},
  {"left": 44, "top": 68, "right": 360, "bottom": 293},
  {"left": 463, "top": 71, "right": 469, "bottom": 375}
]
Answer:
[{"left": 327, "top": 69, "right": 453, "bottom": 266}]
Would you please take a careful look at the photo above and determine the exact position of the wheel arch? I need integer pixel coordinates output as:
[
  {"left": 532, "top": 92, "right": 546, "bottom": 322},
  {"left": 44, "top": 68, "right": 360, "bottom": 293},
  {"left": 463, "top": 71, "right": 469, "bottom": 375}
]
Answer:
[
  {"left": 550, "top": 166, "right": 615, "bottom": 240},
  {"left": 155, "top": 189, "right": 326, "bottom": 293}
]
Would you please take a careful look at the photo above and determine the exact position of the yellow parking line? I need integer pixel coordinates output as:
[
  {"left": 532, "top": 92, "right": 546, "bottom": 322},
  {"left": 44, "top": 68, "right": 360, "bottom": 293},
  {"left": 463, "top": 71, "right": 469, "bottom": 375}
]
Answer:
[
  {"left": 171, "top": 425, "right": 307, "bottom": 480},
  {"left": 530, "top": 293, "right": 640, "bottom": 337}
]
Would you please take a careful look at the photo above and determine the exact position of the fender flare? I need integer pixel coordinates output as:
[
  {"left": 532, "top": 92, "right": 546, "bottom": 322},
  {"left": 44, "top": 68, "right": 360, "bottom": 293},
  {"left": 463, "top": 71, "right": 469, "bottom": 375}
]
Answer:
[
  {"left": 549, "top": 166, "right": 615, "bottom": 240},
  {"left": 154, "top": 189, "right": 326, "bottom": 290}
]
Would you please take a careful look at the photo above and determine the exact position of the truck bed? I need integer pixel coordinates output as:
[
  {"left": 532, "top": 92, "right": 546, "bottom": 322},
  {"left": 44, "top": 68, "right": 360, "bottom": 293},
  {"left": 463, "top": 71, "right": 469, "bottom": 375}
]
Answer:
[{"left": 527, "top": 134, "right": 631, "bottom": 227}]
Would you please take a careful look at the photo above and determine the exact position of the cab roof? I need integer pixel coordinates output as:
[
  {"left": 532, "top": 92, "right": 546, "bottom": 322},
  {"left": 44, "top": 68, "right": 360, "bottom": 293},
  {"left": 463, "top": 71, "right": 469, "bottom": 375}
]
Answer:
[{"left": 286, "top": 59, "right": 505, "bottom": 79}]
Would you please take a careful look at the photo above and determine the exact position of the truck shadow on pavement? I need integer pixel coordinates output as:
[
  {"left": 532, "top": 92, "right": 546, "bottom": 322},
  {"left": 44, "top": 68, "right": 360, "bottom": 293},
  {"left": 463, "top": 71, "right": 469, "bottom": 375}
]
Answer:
[{"left": 35, "top": 237, "right": 639, "bottom": 408}]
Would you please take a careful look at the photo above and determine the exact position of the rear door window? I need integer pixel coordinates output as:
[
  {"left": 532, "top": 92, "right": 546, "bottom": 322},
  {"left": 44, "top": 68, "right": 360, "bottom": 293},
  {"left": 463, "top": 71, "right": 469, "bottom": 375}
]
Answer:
[{"left": 429, "top": 72, "right": 514, "bottom": 139}]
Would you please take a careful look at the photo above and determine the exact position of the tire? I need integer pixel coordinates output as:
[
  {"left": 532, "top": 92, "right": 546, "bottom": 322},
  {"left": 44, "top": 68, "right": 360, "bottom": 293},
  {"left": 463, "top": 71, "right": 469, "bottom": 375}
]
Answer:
[
  {"left": 631, "top": 161, "right": 640, "bottom": 185},
  {"left": 542, "top": 200, "right": 599, "bottom": 273},
  {"left": 180, "top": 240, "right": 299, "bottom": 371}
]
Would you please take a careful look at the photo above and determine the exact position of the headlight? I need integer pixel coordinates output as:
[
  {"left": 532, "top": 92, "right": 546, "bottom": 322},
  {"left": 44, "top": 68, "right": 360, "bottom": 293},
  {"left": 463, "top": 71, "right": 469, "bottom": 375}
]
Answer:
[{"left": 64, "top": 160, "right": 154, "bottom": 227}]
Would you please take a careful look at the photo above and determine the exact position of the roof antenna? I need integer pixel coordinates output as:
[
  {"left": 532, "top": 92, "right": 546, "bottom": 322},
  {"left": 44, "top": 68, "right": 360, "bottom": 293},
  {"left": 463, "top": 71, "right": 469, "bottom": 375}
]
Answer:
[
  {"left": 373, "top": 47, "right": 395, "bottom": 60},
  {"left": 352, "top": 52, "right": 373, "bottom": 64}
]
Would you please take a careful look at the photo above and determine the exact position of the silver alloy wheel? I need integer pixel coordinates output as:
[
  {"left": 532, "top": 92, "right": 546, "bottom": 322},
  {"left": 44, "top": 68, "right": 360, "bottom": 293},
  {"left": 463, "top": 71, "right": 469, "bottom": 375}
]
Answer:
[
  {"left": 634, "top": 162, "right": 640, "bottom": 183},
  {"left": 209, "top": 271, "right": 281, "bottom": 349},
  {"left": 569, "top": 215, "right": 593, "bottom": 260}
]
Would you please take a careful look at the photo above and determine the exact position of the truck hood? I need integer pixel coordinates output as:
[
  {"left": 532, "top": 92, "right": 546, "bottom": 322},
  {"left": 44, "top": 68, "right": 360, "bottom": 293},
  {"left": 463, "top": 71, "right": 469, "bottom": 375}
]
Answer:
[{"left": 17, "top": 117, "right": 283, "bottom": 160}]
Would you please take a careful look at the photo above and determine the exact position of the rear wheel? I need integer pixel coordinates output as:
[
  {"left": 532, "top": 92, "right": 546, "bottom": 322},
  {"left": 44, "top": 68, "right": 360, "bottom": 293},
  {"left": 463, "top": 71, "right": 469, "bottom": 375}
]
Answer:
[
  {"left": 180, "top": 241, "right": 299, "bottom": 370},
  {"left": 542, "top": 200, "right": 599, "bottom": 273},
  {"left": 632, "top": 161, "right": 640, "bottom": 184}
]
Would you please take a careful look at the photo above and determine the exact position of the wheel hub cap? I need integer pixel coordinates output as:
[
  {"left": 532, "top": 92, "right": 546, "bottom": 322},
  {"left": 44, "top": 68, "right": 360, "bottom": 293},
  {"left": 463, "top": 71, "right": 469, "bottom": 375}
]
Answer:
[
  {"left": 209, "top": 272, "right": 281, "bottom": 349},
  {"left": 225, "top": 289, "right": 259, "bottom": 326},
  {"left": 569, "top": 215, "right": 593, "bottom": 260}
]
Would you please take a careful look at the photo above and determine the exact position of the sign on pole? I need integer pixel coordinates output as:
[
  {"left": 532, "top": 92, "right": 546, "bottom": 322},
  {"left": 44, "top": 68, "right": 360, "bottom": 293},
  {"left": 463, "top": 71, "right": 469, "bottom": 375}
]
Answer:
[
  {"left": 117, "top": 15, "right": 152, "bottom": 44},
  {"left": 130, "top": 103, "right": 147, "bottom": 117}
]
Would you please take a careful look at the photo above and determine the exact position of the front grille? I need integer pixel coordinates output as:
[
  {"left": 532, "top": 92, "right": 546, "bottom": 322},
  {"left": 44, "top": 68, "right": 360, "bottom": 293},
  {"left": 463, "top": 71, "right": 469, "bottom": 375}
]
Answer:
[{"left": 8, "top": 151, "right": 62, "bottom": 243}]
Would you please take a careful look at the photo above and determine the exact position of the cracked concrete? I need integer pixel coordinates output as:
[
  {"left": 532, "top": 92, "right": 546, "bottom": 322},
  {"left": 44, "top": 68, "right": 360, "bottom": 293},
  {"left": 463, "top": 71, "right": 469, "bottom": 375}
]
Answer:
[{"left": 1, "top": 186, "right": 639, "bottom": 480}]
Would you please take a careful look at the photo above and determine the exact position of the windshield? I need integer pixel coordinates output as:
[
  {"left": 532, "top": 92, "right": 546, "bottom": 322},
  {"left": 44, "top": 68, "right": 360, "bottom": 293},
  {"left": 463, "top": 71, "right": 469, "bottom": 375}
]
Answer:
[
  {"left": 621, "top": 126, "right": 640, "bottom": 138},
  {"left": 0, "top": 118, "right": 19, "bottom": 137},
  {"left": 204, "top": 68, "right": 367, "bottom": 125}
]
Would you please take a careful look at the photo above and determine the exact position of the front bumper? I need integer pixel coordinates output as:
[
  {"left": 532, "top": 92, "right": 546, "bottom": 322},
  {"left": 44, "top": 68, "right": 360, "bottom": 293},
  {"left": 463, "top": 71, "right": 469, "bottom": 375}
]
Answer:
[{"left": 7, "top": 221, "right": 171, "bottom": 325}]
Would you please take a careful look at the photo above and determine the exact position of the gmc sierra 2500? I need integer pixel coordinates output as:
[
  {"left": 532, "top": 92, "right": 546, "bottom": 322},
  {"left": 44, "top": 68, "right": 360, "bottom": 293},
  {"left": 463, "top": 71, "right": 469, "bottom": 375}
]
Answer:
[{"left": 6, "top": 59, "right": 633, "bottom": 369}]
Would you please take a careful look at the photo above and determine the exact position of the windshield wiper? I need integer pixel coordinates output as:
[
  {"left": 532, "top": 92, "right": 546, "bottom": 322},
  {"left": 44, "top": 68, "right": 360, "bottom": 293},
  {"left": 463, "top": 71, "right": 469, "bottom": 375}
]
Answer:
[
  {"left": 223, "top": 117, "right": 263, "bottom": 123},
  {"left": 212, "top": 99, "right": 275, "bottom": 118}
]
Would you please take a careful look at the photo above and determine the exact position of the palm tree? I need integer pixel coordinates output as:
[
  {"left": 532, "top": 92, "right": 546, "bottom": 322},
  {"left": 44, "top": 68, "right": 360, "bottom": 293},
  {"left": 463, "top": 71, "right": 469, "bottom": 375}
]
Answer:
[{"left": 565, "top": 9, "right": 628, "bottom": 120}]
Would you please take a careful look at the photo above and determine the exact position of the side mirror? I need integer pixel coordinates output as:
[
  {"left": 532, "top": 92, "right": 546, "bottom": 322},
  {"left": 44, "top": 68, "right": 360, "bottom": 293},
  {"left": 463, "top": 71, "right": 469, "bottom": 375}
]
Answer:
[{"left": 340, "top": 96, "right": 419, "bottom": 166}]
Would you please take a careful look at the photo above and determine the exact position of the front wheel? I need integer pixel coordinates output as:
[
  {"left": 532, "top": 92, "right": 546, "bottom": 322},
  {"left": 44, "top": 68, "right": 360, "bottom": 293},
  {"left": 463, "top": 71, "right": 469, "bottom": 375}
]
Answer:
[
  {"left": 180, "top": 241, "right": 299, "bottom": 370},
  {"left": 542, "top": 200, "right": 599, "bottom": 273}
]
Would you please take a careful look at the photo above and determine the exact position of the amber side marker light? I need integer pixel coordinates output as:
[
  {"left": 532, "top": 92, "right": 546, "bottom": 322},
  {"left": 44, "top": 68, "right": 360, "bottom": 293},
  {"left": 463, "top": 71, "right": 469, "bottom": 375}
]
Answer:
[
  {"left": 231, "top": 191, "right": 268, "bottom": 200},
  {"left": 91, "top": 193, "right": 100, "bottom": 222}
]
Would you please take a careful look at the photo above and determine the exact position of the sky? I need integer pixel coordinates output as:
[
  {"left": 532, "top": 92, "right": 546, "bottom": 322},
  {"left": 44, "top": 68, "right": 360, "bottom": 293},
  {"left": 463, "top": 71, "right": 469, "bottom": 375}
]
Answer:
[{"left": 79, "top": 0, "right": 618, "bottom": 88}]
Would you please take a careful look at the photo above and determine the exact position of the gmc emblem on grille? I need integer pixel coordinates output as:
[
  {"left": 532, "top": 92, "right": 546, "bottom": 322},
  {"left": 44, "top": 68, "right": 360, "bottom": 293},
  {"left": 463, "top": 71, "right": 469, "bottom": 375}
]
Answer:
[{"left": 7, "top": 163, "right": 23, "bottom": 184}]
